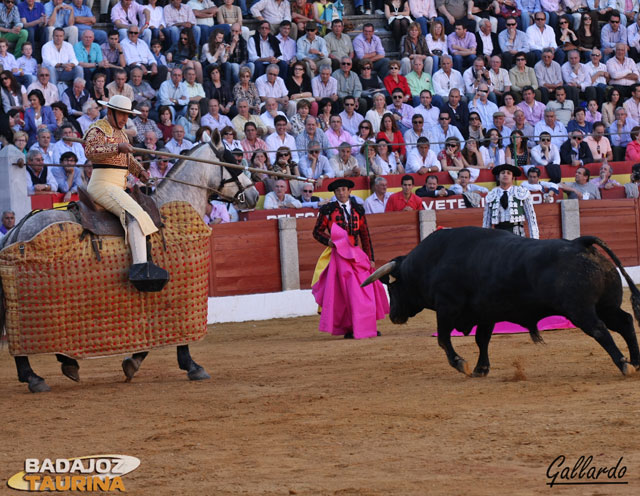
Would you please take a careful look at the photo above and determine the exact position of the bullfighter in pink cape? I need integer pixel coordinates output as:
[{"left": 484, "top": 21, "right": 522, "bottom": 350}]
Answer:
[{"left": 311, "top": 178, "right": 389, "bottom": 339}]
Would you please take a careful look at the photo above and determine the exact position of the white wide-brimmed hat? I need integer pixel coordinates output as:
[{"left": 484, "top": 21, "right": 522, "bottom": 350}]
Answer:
[{"left": 98, "top": 95, "right": 141, "bottom": 115}]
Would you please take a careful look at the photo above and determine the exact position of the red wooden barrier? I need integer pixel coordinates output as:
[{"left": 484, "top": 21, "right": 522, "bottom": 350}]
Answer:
[
  {"left": 208, "top": 220, "right": 281, "bottom": 296},
  {"left": 579, "top": 199, "right": 640, "bottom": 266}
]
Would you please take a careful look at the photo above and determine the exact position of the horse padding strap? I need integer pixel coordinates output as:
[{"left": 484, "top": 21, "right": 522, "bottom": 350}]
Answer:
[{"left": 0, "top": 202, "right": 210, "bottom": 358}]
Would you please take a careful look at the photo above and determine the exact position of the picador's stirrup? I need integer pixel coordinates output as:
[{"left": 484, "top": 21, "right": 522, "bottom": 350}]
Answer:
[{"left": 129, "top": 262, "right": 170, "bottom": 292}]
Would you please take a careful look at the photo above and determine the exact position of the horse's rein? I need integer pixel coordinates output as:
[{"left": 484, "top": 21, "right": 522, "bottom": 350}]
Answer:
[{"left": 146, "top": 176, "right": 241, "bottom": 204}]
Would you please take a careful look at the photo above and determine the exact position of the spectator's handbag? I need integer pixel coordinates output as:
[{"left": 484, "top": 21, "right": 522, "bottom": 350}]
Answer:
[{"left": 499, "top": 1, "right": 521, "bottom": 18}]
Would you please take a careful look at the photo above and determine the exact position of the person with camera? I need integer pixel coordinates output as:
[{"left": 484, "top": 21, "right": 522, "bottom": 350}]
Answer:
[{"left": 468, "top": 82, "right": 498, "bottom": 129}]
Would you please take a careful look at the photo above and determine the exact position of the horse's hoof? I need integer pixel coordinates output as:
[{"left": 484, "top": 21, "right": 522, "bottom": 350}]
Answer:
[
  {"left": 621, "top": 362, "right": 636, "bottom": 377},
  {"left": 455, "top": 359, "right": 471, "bottom": 377},
  {"left": 122, "top": 357, "right": 140, "bottom": 381},
  {"left": 472, "top": 367, "right": 490, "bottom": 378},
  {"left": 188, "top": 366, "right": 211, "bottom": 381},
  {"left": 61, "top": 363, "right": 80, "bottom": 382},
  {"left": 28, "top": 376, "right": 51, "bottom": 393}
]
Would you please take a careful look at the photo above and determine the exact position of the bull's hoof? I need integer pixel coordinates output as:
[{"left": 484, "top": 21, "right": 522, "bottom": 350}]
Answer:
[
  {"left": 122, "top": 357, "right": 141, "bottom": 382},
  {"left": 188, "top": 366, "right": 211, "bottom": 381},
  {"left": 455, "top": 358, "right": 471, "bottom": 376},
  {"left": 61, "top": 363, "right": 80, "bottom": 382},
  {"left": 472, "top": 366, "right": 490, "bottom": 377},
  {"left": 621, "top": 362, "right": 636, "bottom": 377},
  {"left": 28, "top": 376, "right": 51, "bottom": 393}
]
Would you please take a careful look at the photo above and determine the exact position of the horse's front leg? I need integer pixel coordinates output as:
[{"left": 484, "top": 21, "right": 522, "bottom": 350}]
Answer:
[
  {"left": 56, "top": 354, "right": 80, "bottom": 382},
  {"left": 177, "top": 345, "right": 210, "bottom": 381},
  {"left": 15, "top": 356, "right": 50, "bottom": 393},
  {"left": 122, "top": 351, "right": 149, "bottom": 381}
]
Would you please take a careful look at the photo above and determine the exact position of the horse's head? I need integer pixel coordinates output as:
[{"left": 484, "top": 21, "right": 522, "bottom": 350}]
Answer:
[
  {"left": 218, "top": 163, "right": 259, "bottom": 210},
  {"left": 209, "top": 142, "right": 259, "bottom": 210}
]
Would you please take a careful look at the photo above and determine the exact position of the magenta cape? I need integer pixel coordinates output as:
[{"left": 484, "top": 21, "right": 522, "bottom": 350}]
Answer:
[
  {"left": 312, "top": 224, "right": 390, "bottom": 339},
  {"left": 433, "top": 316, "right": 575, "bottom": 337}
]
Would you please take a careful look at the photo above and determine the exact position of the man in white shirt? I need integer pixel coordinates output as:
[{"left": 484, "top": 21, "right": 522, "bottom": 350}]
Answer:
[
  {"left": 432, "top": 55, "right": 464, "bottom": 102},
  {"left": 607, "top": 43, "right": 640, "bottom": 99},
  {"left": 405, "top": 137, "right": 440, "bottom": 174},
  {"left": 412, "top": 90, "right": 441, "bottom": 128},
  {"left": 265, "top": 115, "right": 297, "bottom": 163},
  {"left": 561, "top": 49, "right": 594, "bottom": 108},
  {"left": 462, "top": 57, "right": 493, "bottom": 102},
  {"left": 403, "top": 113, "right": 430, "bottom": 153},
  {"left": 364, "top": 176, "right": 390, "bottom": 214},
  {"left": 157, "top": 67, "right": 189, "bottom": 117},
  {"left": 165, "top": 125, "right": 193, "bottom": 155},
  {"left": 260, "top": 97, "right": 287, "bottom": 134},
  {"left": 520, "top": 166, "right": 559, "bottom": 202},
  {"left": 276, "top": 20, "right": 296, "bottom": 78},
  {"left": 121, "top": 25, "right": 167, "bottom": 90},
  {"left": 26, "top": 66, "right": 59, "bottom": 105},
  {"left": 164, "top": 0, "right": 200, "bottom": 47},
  {"left": 264, "top": 179, "right": 302, "bottom": 209},
  {"left": 201, "top": 98, "right": 233, "bottom": 131},
  {"left": 534, "top": 109, "right": 567, "bottom": 149},
  {"left": 42, "top": 27, "right": 82, "bottom": 85},
  {"left": 29, "top": 128, "right": 55, "bottom": 164},
  {"left": 338, "top": 95, "right": 364, "bottom": 135},
  {"left": 52, "top": 123, "right": 87, "bottom": 164},
  {"left": 251, "top": 0, "right": 295, "bottom": 38},
  {"left": 468, "top": 83, "right": 498, "bottom": 128},
  {"left": 526, "top": 11, "right": 564, "bottom": 64},
  {"left": 187, "top": 0, "right": 220, "bottom": 46},
  {"left": 255, "top": 63, "right": 295, "bottom": 116}
]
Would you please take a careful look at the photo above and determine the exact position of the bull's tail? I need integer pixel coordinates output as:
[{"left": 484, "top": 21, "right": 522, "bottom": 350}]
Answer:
[{"left": 577, "top": 236, "right": 640, "bottom": 324}]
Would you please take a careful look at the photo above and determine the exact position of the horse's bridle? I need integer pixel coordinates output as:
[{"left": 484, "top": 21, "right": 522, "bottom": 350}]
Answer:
[{"left": 209, "top": 142, "right": 253, "bottom": 205}]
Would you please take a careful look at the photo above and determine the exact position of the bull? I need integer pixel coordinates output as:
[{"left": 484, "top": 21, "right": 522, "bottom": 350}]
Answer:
[{"left": 362, "top": 227, "right": 640, "bottom": 377}]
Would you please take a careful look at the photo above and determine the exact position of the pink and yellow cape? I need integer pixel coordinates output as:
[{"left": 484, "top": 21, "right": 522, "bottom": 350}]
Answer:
[{"left": 312, "top": 224, "right": 390, "bottom": 339}]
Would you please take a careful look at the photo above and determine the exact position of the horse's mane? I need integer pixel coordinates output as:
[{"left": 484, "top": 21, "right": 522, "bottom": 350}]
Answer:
[{"left": 151, "top": 141, "right": 223, "bottom": 196}]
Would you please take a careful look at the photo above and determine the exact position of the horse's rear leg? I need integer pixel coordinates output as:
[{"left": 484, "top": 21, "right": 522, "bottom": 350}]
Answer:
[
  {"left": 15, "top": 356, "right": 50, "bottom": 393},
  {"left": 122, "top": 351, "right": 148, "bottom": 381},
  {"left": 177, "top": 345, "right": 210, "bottom": 381},
  {"left": 56, "top": 354, "right": 80, "bottom": 382}
]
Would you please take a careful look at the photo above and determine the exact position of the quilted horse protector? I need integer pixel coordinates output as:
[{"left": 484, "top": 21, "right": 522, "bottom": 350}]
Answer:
[{"left": 0, "top": 202, "right": 211, "bottom": 359}]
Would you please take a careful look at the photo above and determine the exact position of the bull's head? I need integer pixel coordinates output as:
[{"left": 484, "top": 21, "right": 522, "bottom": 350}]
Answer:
[{"left": 362, "top": 256, "right": 414, "bottom": 324}]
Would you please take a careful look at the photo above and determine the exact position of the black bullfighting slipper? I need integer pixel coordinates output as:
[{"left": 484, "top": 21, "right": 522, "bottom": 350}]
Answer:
[{"left": 344, "top": 332, "right": 354, "bottom": 339}]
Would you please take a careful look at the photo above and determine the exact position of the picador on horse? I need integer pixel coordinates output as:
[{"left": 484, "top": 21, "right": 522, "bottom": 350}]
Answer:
[{"left": 0, "top": 95, "right": 259, "bottom": 393}]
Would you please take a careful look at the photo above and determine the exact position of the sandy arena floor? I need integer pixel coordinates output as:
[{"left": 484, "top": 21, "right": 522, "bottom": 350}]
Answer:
[{"left": 2, "top": 294, "right": 640, "bottom": 495}]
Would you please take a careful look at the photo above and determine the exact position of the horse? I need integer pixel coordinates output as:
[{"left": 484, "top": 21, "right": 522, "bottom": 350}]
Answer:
[{"left": 0, "top": 141, "right": 259, "bottom": 393}]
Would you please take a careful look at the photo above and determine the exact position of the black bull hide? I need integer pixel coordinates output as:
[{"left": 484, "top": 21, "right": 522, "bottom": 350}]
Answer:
[{"left": 364, "top": 227, "right": 640, "bottom": 377}]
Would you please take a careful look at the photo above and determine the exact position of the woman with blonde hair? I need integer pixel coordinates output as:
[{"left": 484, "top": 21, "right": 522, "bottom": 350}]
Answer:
[
  {"left": 425, "top": 19, "right": 447, "bottom": 74},
  {"left": 364, "top": 93, "right": 388, "bottom": 133},
  {"left": 438, "top": 137, "right": 469, "bottom": 174},
  {"left": 400, "top": 21, "right": 433, "bottom": 75},
  {"left": 232, "top": 66, "right": 261, "bottom": 115}
]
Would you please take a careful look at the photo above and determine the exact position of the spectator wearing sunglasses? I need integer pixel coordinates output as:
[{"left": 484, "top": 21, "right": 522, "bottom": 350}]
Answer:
[
  {"left": 530, "top": 131, "right": 561, "bottom": 182},
  {"left": 296, "top": 183, "right": 328, "bottom": 209},
  {"left": 560, "top": 130, "right": 594, "bottom": 167}
]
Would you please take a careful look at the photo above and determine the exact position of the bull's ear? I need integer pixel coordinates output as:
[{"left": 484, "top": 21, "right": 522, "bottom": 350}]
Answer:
[{"left": 389, "top": 274, "right": 397, "bottom": 284}]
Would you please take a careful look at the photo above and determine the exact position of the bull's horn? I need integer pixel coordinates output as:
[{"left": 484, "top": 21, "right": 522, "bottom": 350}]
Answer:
[{"left": 361, "top": 261, "right": 397, "bottom": 287}]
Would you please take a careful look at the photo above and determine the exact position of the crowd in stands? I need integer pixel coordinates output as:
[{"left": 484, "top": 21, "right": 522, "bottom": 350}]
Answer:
[{"left": 10, "top": 0, "right": 640, "bottom": 222}]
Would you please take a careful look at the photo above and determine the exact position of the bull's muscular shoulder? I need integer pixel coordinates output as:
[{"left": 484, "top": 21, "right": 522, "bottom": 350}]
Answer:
[{"left": 319, "top": 201, "right": 339, "bottom": 216}]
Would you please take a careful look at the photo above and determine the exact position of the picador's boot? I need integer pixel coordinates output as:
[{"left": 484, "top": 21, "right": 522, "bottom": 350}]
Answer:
[{"left": 127, "top": 219, "right": 169, "bottom": 292}]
